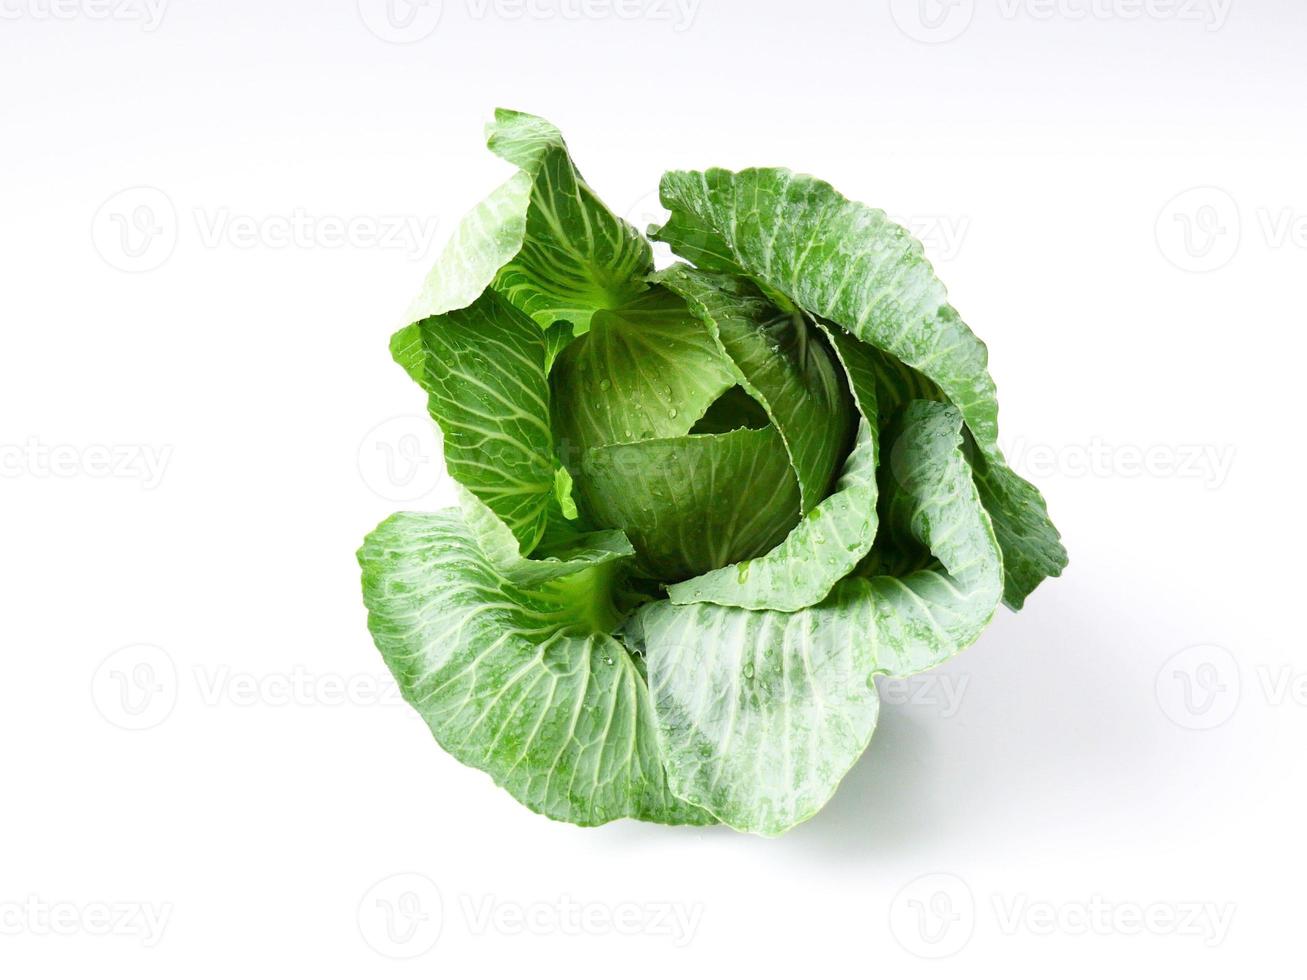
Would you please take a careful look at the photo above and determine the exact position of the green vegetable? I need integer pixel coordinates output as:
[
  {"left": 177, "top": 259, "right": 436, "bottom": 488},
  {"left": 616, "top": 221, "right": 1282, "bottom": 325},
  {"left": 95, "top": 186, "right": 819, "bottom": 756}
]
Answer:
[{"left": 359, "top": 110, "right": 1066, "bottom": 836}]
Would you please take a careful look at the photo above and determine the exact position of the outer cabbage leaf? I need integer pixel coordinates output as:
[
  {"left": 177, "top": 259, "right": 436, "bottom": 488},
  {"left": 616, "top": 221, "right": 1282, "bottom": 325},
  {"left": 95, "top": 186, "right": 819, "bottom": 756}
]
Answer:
[
  {"left": 446, "top": 108, "right": 652, "bottom": 329},
  {"left": 413, "top": 288, "right": 558, "bottom": 553},
  {"left": 458, "top": 487, "right": 635, "bottom": 589},
  {"left": 635, "top": 401, "right": 1003, "bottom": 835},
  {"left": 359, "top": 509, "right": 713, "bottom": 827},
  {"left": 484, "top": 110, "right": 653, "bottom": 330},
  {"left": 387, "top": 110, "right": 668, "bottom": 559},
  {"left": 394, "top": 172, "right": 535, "bottom": 380},
  {"left": 391, "top": 108, "right": 652, "bottom": 385},
  {"left": 653, "top": 167, "right": 1065, "bottom": 608},
  {"left": 841, "top": 328, "right": 1067, "bottom": 607}
]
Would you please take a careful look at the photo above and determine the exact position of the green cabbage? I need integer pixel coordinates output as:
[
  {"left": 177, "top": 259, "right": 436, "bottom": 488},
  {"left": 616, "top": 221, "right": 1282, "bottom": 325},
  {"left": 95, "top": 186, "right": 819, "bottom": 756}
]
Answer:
[{"left": 359, "top": 110, "right": 1067, "bottom": 836}]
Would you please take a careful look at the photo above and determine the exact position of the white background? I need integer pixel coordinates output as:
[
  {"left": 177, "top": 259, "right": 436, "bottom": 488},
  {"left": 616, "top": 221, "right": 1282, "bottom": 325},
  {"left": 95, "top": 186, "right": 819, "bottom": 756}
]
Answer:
[{"left": 2, "top": 0, "right": 1304, "bottom": 975}]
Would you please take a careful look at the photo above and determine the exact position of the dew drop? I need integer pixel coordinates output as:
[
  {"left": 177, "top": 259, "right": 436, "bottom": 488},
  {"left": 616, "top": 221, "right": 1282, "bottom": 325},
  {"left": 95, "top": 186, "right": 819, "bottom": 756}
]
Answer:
[{"left": 599, "top": 379, "right": 612, "bottom": 391}]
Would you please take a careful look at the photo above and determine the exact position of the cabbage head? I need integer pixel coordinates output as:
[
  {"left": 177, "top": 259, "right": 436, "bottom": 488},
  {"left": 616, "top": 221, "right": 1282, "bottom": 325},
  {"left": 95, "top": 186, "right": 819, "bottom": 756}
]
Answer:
[{"left": 359, "top": 110, "right": 1066, "bottom": 836}]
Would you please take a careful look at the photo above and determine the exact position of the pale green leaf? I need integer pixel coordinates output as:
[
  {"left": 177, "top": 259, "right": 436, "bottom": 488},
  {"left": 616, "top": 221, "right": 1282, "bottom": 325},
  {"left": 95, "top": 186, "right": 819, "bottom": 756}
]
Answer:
[
  {"left": 654, "top": 167, "right": 1065, "bottom": 607},
  {"left": 636, "top": 401, "right": 1003, "bottom": 835},
  {"left": 845, "top": 329, "right": 1065, "bottom": 609},
  {"left": 486, "top": 109, "right": 652, "bottom": 331},
  {"left": 403, "top": 171, "right": 535, "bottom": 330},
  {"left": 458, "top": 487, "right": 635, "bottom": 589},
  {"left": 359, "top": 509, "right": 713, "bottom": 827}
]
